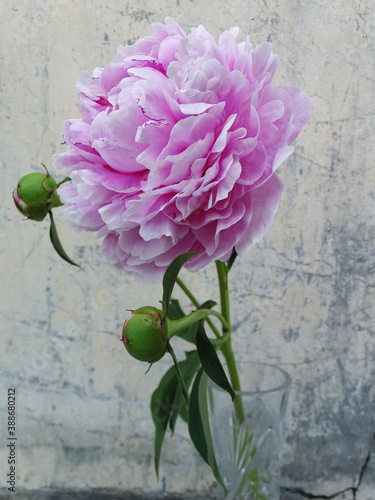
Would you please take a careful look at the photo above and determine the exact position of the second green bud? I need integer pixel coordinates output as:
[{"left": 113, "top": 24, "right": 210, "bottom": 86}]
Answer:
[{"left": 122, "top": 306, "right": 168, "bottom": 363}]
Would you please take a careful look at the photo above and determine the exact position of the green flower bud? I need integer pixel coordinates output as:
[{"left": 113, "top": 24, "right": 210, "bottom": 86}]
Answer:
[
  {"left": 13, "top": 172, "right": 63, "bottom": 221},
  {"left": 122, "top": 306, "right": 168, "bottom": 363}
]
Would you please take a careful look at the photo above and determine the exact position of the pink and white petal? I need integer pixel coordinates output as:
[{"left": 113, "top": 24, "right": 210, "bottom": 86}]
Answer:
[
  {"left": 283, "top": 86, "right": 313, "bottom": 143},
  {"left": 235, "top": 173, "right": 284, "bottom": 255}
]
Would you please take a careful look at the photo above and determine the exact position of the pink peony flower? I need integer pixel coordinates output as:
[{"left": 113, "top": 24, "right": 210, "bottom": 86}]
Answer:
[{"left": 54, "top": 17, "right": 312, "bottom": 282}]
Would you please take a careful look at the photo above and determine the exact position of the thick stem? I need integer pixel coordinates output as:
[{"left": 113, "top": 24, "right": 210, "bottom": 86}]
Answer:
[{"left": 215, "top": 261, "right": 244, "bottom": 422}]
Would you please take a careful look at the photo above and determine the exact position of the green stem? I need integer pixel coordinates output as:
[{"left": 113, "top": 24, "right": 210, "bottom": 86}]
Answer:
[
  {"left": 215, "top": 261, "right": 244, "bottom": 422},
  {"left": 215, "top": 261, "right": 231, "bottom": 332},
  {"left": 176, "top": 277, "right": 221, "bottom": 339},
  {"left": 166, "top": 308, "right": 230, "bottom": 339}
]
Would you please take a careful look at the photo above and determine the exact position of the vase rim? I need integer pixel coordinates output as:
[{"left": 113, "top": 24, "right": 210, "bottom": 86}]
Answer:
[{"left": 212, "top": 361, "right": 292, "bottom": 395}]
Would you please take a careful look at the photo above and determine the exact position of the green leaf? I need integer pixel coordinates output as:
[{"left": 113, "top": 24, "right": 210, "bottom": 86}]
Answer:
[
  {"left": 179, "top": 401, "right": 190, "bottom": 424},
  {"left": 151, "top": 351, "right": 201, "bottom": 476},
  {"left": 151, "top": 365, "right": 180, "bottom": 477},
  {"left": 169, "top": 351, "right": 200, "bottom": 433},
  {"left": 167, "top": 299, "right": 186, "bottom": 320},
  {"left": 196, "top": 322, "right": 235, "bottom": 401},
  {"left": 188, "top": 369, "right": 208, "bottom": 460},
  {"left": 188, "top": 369, "right": 226, "bottom": 491},
  {"left": 199, "top": 300, "right": 217, "bottom": 310},
  {"left": 226, "top": 247, "right": 238, "bottom": 272},
  {"left": 167, "top": 344, "right": 189, "bottom": 404},
  {"left": 162, "top": 251, "right": 199, "bottom": 317},
  {"left": 49, "top": 211, "right": 80, "bottom": 267}
]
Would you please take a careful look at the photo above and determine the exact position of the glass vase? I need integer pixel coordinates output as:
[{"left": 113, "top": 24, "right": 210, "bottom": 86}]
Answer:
[{"left": 208, "top": 362, "right": 291, "bottom": 500}]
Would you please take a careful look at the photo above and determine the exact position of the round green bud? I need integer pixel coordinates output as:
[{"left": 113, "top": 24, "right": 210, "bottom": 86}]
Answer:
[
  {"left": 122, "top": 306, "right": 168, "bottom": 363},
  {"left": 13, "top": 172, "right": 63, "bottom": 221}
]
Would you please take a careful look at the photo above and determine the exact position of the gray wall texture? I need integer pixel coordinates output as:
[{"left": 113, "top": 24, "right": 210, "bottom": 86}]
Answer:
[{"left": 1, "top": 1, "right": 375, "bottom": 499}]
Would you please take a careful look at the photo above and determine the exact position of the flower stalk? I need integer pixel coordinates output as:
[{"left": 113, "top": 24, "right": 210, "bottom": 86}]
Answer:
[
  {"left": 215, "top": 260, "right": 245, "bottom": 422},
  {"left": 176, "top": 277, "right": 222, "bottom": 339},
  {"left": 166, "top": 308, "right": 230, "bottom": 339}
]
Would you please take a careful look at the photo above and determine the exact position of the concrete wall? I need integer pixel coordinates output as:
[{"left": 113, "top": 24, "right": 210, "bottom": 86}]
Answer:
[{"left": 1, "top": 1, "right": 374, "bottom": 499}]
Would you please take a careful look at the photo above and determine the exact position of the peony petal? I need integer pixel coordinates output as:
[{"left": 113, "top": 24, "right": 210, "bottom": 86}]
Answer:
[
  {"left": 158, "top": 36, "right": 181, "bottom": 70},
  {"left": 235, "top": 173, "right": 284, "bottom": 255},
  {"left": 283, "top": 86, "right": 313, "bottom": 143}
]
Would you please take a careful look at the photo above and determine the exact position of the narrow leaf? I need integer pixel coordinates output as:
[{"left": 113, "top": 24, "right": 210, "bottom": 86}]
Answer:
[
  {"left": 151, "top": 365, "right": 180, "bottom": 477},
  {"left": 189, "top": 369, "right": 208, "bottom": 460},
  {"left": 49, "top": 211, "right": 80, "bottom": 267},
  {"left": 167, "top": 344, "right": 189, "bottom": 404},
  {"left": 179, "top": 402, "right": 189, "bottom": 424},
  {"left": 167, "top": 299, "right": 186, "bottom": 320},
  {"left": 169, "top": 351, "right": 200, "bottom": 432},
  {"left": 199, "top": 300, "right": 217, "bottom": 310},
  {"left": 226, "top": 247, "right": 238, "bottom": 271},
  {"left": 196, "top": 322, "right": 235, "bottom": 401},
  {"left": 151, "top": 351, "right": 200, "bottom": 476},
  {"left": 188, "top": 369, "right": 226, "bottom": 491},
  {"left": 162, "top": 251, "right": 199, "bottom": 316}
]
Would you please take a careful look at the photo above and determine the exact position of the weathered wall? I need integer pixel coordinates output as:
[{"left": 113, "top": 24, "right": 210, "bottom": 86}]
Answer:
[{"left": 1, "top": 1, "right": 374, "bottom": 499}]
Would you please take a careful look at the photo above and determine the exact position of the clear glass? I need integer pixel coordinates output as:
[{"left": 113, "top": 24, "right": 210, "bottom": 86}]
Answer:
[{"left": 208, "top": 362, "right": 291, "bottom": 500}]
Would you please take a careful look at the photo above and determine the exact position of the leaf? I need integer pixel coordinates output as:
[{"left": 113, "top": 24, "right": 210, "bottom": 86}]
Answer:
[
  {"left": 151, "top": 351, "right": 200, "bottom": 476},
  {"left": 196, "top": 322, "right": 235, "bottom": 401},
  {"left": 199, "top": 300, "right": 217, "bottom": 310},
  {"left": 226, "top": 247, "right": 238, "bottom": 272},
  {"left": 49, "top": 211, "right": 80, "bottom": 267},
  {"left": 167, "top": 344, "right": 189, "bottom": 404},
  {"left": 167, "top": 299, "right": 186, "bottom": 321},
  {"left": 151, "top": 365, "right": 180, "bottom": 477},
  {"left": 188, "top": 369, "right": 226, "bottom": 491},
  {"left": 179, "top": 400, "right": 190, "bottom": 424},
  {"left": 169, "top": 351, "right": 200, "bottom": 433},
  {"left": 162, "top": 251, "right": 199, "bottom": 317},
  {"left": 188, "top": 369, "right": 208, "bottom": 460}
]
